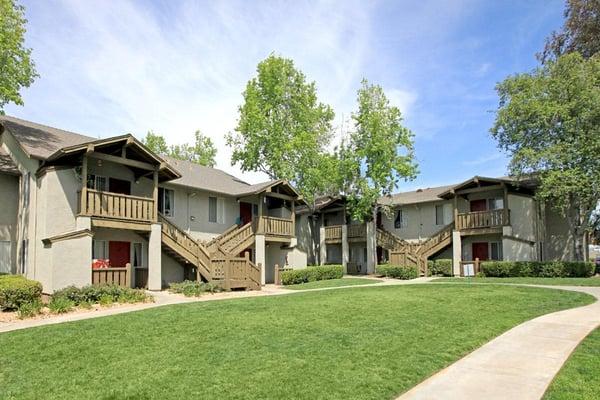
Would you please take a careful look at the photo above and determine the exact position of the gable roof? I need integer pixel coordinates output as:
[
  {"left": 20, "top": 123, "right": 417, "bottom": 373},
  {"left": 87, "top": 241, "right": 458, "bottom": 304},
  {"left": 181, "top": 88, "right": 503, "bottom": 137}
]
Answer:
[
  {"left": 0, "top": 115, "right": 95, "bottom": 160},
  {"left": 380, "top": 184, "right": 456, "bottom": 206},
  {"left": 0, "top": 147, "right": 19, "bottom": 175}
]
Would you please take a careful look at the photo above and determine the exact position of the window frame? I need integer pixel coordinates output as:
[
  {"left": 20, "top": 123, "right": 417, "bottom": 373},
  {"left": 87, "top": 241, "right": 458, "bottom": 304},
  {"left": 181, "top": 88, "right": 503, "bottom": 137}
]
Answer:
[
  {"left": 131, "top": 242, "right": 143, "bottom": 268},
  {"left": 435, "top": 204, "right": 444, "bottom": 225},
  {"left": 489, "top": 241, "right": 503, "bottom": 261},
  {"left": 158, "top": 187, "right": 174, "bottom": 217},
  {"left": 92, "top": 240, "right": 109, "bottom": 260},
  {"left": 394, "top": 209, "right": 404, "bottom": 229}
]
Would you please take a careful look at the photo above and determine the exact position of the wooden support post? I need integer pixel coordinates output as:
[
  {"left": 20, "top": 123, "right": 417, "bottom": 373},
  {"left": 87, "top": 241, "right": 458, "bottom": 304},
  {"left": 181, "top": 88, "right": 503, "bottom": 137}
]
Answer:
[
  {"left": 153, "top": 169, "right": 159, "bottom": 222},
  {"left": 291, "top": 200, "right": 295, "bottom": 234},
  {"left": 453, "top": 194, "right": 458, "bottom": 229},
  {"left": 274, "top": 263, "right": 279, "bottom": 285},
  {"left": 125, "top": 263, "right": 132, "bottom": 288},
  {"left": 475, "top": 257, "right": 480, "bottom": 275},
  {"left": 224, "top": 257, "right": 231, "bottom": 291},
  {"left": 502, "top": 185, "right": 509, "bottom": 226},
  {"left": 81, "top": 155, "right": 88, "bottom": 214}
]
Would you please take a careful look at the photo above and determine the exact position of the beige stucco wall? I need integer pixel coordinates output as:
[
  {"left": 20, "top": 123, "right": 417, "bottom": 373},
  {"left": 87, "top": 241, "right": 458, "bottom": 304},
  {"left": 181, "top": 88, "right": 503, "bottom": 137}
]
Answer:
[
  {"left": 161, "top": 252, "right": 184, "bottom": 286},
  {"left": 507, "top": 194, "right": 536, "bottom": 242},
  {"left": 0, "top": 173, "right": 19, "bottom": 273},
  {"left": 87, "top": 159, "right": 154, "bottom": 198},
  {"left": 47, "top": 235, "right": 93, "bottom": 293},
  {"left": 295, "top": 213, "right": 318, "bottom": 265},
  {"left": 381, "top": 200, "right": 453, "bottom": 241},
  {"left": 543, "top": 205, "right": 574, "bottom": 261}
]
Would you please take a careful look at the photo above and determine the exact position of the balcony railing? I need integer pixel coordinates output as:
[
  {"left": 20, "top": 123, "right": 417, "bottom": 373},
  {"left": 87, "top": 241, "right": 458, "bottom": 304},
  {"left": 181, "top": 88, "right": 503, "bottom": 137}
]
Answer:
[
  {"left": 348, "top": 223, "right": 366, "bottom": 239},
  {"left": 79, "top": 189, "right": 155, "bottom": 222},
  {"left": 324, "top": 225, "right": 343, "bottom": 242},
  {"left": 456, "top": 209, "right": 509, "bottom": 230},
  {"left": 257, "top": 216, "right": 294, "bottom": 237}
]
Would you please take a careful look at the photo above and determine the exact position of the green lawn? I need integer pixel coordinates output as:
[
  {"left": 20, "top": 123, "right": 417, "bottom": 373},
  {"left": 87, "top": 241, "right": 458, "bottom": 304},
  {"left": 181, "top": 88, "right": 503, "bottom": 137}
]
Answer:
[
  {"left": 544, "top": 327, "right": 600, "bottom": 399},
  {"left": 284, "top": 277, "right": 381, "bottom": 290},
  {"left": 0, "top": 284, "right": 593, "bottom": 400},
  {"left": 434, "top": 277, "right": 600, "bottom": 286}
]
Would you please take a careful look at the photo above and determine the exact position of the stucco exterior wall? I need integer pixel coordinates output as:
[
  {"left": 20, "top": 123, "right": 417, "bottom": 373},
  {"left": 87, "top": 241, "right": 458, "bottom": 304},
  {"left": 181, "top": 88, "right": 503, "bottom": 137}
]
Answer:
[
  {"left": 461, "top": 234, "right": 503, "bottom": 261},
  {"left": 381, "top": 200, "right": 453, "bottom": 241},
  {"left": 48, "top": 235, "right": 93, "bottom": 293},
  {"left": 161, "top": 252, "right": 184, "bottom": 286},
  {"left": 507, "top": 194, "right": 536, "bottom": 242},
  {"left": 295, "top": 213, "right": 318, "bottom": 265},
  {"left": 543, "top": 205, "right": 574, "bottom": 261}
]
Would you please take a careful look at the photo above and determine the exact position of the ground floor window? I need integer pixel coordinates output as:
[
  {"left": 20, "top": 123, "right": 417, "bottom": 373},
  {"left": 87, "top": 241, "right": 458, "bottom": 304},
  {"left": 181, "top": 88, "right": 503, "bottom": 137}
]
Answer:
[
  {"left": 490, "top": 242, "right": 503, "bottom": 260},
  {"left": 93, "top": 240, "right": 109, "bottom": 260}
]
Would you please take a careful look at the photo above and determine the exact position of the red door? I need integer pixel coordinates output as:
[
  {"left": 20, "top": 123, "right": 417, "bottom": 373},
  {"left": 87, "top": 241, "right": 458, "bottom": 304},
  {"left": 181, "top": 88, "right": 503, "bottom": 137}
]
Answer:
[
  {"left": 109, "top": 241, "right": 130, "bottom": 267},
  {"left": 470, "top": 199, "right": 487, "bottom": 212},
  {"left": 239, "top": 202, "right": 252, "bottom": 225},
  {"left": 472, "top": 242, "right": 489, "bottom": 261}
]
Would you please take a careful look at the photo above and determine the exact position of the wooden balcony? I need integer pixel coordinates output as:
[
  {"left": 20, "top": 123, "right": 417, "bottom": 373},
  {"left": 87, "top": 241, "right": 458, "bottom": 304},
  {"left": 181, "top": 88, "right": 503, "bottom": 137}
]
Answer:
[
  {"left": 256, "top": 216, "right": 294, "bottom": 239},
  {"left": 456, "top": 209, "right": 509, "bottom": 234},
  {"left": 348, "top": 223, "right": 366, "bottom": 241},
  {"left": 324, "top": 225, "right": 343, "bottom": 243},
  {"left": 79, "top": 189, "right": 156, "bottom": 227}
]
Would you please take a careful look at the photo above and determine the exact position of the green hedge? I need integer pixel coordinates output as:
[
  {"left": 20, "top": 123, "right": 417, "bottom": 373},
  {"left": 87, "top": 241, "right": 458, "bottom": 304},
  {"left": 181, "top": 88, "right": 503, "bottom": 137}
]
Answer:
[
  {"left": 376, "top": 264, "right": 418, "bottom": 280},
  {"left": 428, "top": 259, "right": 453, "bottom": 277},
  {"left": 281, "top": 265, "right": 343, "bottom": 285},
  {"left": 0, "top": 275, "right": 43, "bottom": 311},
  {"left": 480, "top": 261, "right": 595, "bottom": 278}
]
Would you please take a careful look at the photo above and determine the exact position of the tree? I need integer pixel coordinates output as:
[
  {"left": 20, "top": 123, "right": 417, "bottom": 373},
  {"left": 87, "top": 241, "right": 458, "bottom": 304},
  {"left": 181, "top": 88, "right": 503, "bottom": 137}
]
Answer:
[
  {"left": 0, "top": 0, "right": 38, "bottom": 112},
  {"left": 491, "top": 53, "right": 600, "bottom": 261},
  {"left": 539, "top": 0, "right": 600, "bottom": 63},
  {"left": 343, "top": 79, "right": 418, "bottom": 224},
  {"left": 142, "top": 130, "right": 217, "bottom": 167},
  {"left": 227, "top": 54, "right": 335, "bottom": 204}
]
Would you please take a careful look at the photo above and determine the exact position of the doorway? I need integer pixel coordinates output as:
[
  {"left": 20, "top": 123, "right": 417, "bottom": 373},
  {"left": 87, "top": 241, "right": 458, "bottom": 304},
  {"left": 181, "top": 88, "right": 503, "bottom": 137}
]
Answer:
[
  {"left": 470, "top": 199, "right": 487, "bottom": 212},
  {"left": 109, "top": 241, "right": 131, "bottom": 267},
  {"left": 472, "top": 242, "right": 489, "bottom": 261},
  {"left": 239, "top": 202, "right": 253, "bottom": 225},
  {"left": 109, "top": 178, "right": 131, "bottom": 195}
]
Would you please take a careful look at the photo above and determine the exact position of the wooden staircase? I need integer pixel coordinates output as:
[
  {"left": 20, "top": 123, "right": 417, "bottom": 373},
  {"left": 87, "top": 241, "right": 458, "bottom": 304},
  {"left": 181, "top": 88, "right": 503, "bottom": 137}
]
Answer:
[
  {"left": 158, "top": 213, "right": 260, "bottom": 290},
  {"left": 385, "top": 222, "right": 454, "bottom": 276},
  {"left": 206, "top": 222, "right": 256, "bottom": 258}
]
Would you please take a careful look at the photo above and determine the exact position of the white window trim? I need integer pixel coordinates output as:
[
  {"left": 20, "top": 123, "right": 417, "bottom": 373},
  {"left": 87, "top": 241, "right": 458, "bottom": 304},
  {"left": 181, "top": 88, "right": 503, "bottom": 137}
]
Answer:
[
  {"left": 93, "top": 240, "right": 109, "bottom": 260},
  {"left": 159, "top": 188, "right": 175, "bottom": 217},
  {"left": 209, "top": 196, "right": 226, "bottom": 224},
  {"left": 435, "top": 204, "right": 444, "bottom": 226},
  {"left": 489, "top": 241, "right": 503, "bottom": 261}
]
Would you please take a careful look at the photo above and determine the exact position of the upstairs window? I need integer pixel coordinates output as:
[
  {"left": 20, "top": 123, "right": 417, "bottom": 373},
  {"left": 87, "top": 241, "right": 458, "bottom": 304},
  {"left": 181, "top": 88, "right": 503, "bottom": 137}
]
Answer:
[
  {"left": 209, "top": 196, "right": 225, "bottom": 224},
  {"left": 158, "top": 188, "right": 174, "bottom": 217},
  {"left": 394, "top": 209, "right": 406, "bottom": 229},
  {"left": 87, "top": 174, "right": 108, "bottom": 192},
  {"left": 435, "top": 205, "right": 444, "bottom": 225},
  {"left": 488, "top": 198, "right": 504, "bottom": 210}
]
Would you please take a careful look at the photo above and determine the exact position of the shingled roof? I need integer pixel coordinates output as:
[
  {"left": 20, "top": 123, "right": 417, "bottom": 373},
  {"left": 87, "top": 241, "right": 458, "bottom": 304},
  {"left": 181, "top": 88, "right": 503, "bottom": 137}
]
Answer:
[
  {"left": 0, "top": 147, "right": 19, "bottom": 175},
  {"left": 380, "top": 184, "right": 456, "bottom": 206}
]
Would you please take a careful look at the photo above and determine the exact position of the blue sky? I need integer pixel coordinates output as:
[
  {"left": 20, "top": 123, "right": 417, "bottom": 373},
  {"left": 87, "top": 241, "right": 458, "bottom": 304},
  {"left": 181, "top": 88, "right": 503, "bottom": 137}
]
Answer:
[{"left": 6, "top": 0, "right": 564, "bottom": 190}]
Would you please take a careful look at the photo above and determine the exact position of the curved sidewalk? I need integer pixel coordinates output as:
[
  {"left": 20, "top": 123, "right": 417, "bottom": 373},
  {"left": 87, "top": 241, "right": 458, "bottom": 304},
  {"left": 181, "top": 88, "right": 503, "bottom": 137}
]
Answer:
[{"left": 399, "top": 285, "right": 600, "bottom": 400}]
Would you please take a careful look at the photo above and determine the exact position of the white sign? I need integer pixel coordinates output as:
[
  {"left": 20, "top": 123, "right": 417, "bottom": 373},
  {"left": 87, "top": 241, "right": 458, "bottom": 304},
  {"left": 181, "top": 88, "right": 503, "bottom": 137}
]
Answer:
[{"left": 463, "top": 263, "right": 475, "bottom": 277}]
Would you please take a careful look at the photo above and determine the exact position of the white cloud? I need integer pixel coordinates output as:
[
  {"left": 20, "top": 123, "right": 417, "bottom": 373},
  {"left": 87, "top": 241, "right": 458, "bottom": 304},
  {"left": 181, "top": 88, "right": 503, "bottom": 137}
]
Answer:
[
  {"left": 387, "top": 88, "right": 418, "bottom": 118},
  {"left": 462, "top": 152, "right": 503, "bottom": 166}
]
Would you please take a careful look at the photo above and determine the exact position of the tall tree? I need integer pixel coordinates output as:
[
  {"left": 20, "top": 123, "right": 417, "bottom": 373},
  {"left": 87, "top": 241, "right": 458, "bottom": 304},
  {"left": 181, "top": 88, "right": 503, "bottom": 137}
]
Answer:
[
  {"left": 142, "top": 130, "right": 217, "bottom": 167},
  {"left": 491, "top": 53, "right": 600, "bottom": 261},
  {"left": 227, "top": 54, "right": 336, "bottom": 207},
  {"left": 343, "top": 79, "right": 418, "bottom": 223},
  {"left": 0, "top": 0, "right": 38, "bottom": 112},
  {"left": 539, "top": 0, "right": 600, "bottom": 63}
]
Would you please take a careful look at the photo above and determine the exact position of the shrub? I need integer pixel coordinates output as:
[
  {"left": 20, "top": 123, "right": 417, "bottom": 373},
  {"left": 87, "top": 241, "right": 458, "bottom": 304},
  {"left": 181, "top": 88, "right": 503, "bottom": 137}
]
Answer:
[
  {"left": 51, "top": 284, "right": 152, "bottom": 306},
  {"left": 376, "top": 264, "right": 418, "bottom": 280},
  {"left": 480, "top": 261, "right": 595, "bottom": 278},
  {"left": 17, "top": 299, "right": 43, "bottom": 319},
  {"left": 429, "top": 259, "right": 453, "bottom": 277},
  {"left": 168, "top": 280, "right": 225, "bottom": 297},
  {"left": 48, "top": 296, "right": 74, "bottom": 314},
  {"left": 0, "top": 275, "right": 43, "bottom": 311},
  {"left": 281, "top": 265, "right": 343, "bottom": 285}
]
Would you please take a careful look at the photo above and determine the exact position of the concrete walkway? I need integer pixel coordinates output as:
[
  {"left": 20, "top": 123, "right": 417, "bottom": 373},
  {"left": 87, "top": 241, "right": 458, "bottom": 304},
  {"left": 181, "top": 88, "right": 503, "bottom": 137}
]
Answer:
[
  {"left": 0, "top": 276, "right": 431, "bottom": 333},
  {"left": 399, "top": 285, "right": 600, "bottom": 400}
]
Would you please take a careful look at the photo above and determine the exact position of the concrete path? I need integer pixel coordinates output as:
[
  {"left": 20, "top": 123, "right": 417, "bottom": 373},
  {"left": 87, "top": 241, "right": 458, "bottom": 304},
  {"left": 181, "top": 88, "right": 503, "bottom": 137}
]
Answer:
[
  {"left": 0, "top": 276, "right": 432, "bottom": 333},
  {"left": 399, "top": 285, "right": 600, "bottom": 400}
]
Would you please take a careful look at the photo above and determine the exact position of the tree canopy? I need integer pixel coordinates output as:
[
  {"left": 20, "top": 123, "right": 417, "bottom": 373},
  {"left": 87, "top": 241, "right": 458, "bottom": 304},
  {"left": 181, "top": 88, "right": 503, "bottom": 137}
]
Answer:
[
  {"left": 491, "top": 52, "right": 600, "bottom": 260},
  {"left": 227, "top": 54, "right": 336, "bottom": 207},
  {"left": 343, "top": 79, "right": 418, "bottom": 222},
  {"left": 142, "top": 130, "right": 217, "bottom": 167},
  {"left": 0, "top": 0, "right": 37, "bottom": 112},
  {"left": 539, "top": 0, "right": 600, "bottom": 63}
]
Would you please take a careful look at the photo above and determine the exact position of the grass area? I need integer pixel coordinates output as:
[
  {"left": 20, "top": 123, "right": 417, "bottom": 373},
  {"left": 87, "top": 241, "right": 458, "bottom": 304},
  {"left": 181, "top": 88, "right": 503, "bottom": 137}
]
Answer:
[
  {"left": 434, "top": 277, "right": 600, "bottom": 286},
  {"left": 284, "top": 277, "right": 381, "bottom": 290},
  {"left": 0, "top": 284, "right": 593, "bottom": 400},
  {"left": 544, "top": 327, "right": 600, "bottom": 399}
]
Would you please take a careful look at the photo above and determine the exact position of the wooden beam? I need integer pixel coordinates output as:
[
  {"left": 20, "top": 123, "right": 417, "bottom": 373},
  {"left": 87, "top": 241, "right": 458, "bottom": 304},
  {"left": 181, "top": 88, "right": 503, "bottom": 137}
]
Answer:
[
  {"left": 88, "top": 151, "right": 156, "bottom": 171},
  {"left": 503, "top": 184, "right": 509, "bottom": 226},
  {"left": 81, "top": 155, "right": 88, "bottom": 214},
  {"left": 86, "top": 144, "right": 95, "bottom": 153},
  {"left": 455, "top": 184, "right": 504, "bottom": 195},
  {"left": 265, "top": 191, "right": 296, "bottom": 201},
  {"left": 91, "top": 218, "right": 152, "bottom": 231}
]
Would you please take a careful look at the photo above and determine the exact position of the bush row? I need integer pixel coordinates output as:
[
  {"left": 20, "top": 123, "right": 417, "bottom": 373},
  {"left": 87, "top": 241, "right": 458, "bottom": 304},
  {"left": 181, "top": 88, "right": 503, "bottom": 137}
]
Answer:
[
  {"left": 427, "top": 259, "right": 453, "bottom": 277},
  {"left": 480, "top": 261, "right": 595, "bottom": 278},
  {"left": 51, "top": 284, "right": 152, "bottom": 313},
  {"left": 0, "top": 275, "right": 42, "bottom": 311},
  {"left": 376, "top": 264, "right": 418, "bottom": 280},
  {"left": 168, "top": 280, "right": 224, "bottom": 297},
  {"left": 281, "top": 265, "right": 343, "bottom": 285}
]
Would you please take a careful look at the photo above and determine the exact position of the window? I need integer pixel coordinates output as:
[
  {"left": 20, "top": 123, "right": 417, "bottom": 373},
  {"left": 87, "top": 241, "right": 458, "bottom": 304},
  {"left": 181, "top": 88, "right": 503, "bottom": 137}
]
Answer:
[
  {"left": 20, "top": 239, "right": 28, "bottom": 274},
  {"left": 435, "top": 205, "right": 444, "bottom": 225},
  {"left": 488, "top": 198, "right": 504, "bottom": 210},
  {"left": 363, "top": 247, "right": 368, "bottom": 263},
  {"left": 208, "top": 196, "right": 225, "bottom": 224},
  {"left": 394, "top": 209, "right": 405, "bottom": 229},
  {"left": 132, "top": 243, "right": 143, "bottom": 267},
  {"left": 93, "top": 240, "right": 109, "bottom": 260},
  {"left": 158, "top": 188, "right": 174, "bottom": 217},
  {"left": 490, "top": 242, "right": 503, "bottom": 260},
  {"left": 87, "top": 174, "right": 108, "bottom": 191}
]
